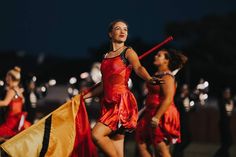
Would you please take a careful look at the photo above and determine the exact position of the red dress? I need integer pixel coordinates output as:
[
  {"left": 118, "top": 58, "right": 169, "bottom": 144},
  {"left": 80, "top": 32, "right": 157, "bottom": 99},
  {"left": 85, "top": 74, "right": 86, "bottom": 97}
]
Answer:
[
  {"left": 0, "top": 93, "right": 30, "bottom": 137},
  {"left": 135, "top": 77, "right": 181, "bottom": 145},
  {"left": 99, "top": 49, "right": 138, "bottom": 131}
]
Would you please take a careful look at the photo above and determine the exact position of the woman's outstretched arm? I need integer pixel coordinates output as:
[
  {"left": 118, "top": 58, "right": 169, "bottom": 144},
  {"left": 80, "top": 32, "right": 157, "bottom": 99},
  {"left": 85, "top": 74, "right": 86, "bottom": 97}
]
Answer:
[{"left": 126, "top": 48, "right": 153, "bottom": 82}]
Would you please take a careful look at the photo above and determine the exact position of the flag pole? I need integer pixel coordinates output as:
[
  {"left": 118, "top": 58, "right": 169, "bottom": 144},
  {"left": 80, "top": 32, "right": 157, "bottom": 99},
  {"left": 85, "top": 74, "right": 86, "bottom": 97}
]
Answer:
[{"left": 83, "top": 36, "right": 174, "bottom": 95}]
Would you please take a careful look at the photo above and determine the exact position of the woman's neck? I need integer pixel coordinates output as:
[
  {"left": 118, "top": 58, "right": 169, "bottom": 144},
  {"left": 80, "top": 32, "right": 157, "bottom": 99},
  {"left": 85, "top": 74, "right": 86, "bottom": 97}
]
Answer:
[
  {"left": 157, "top": 66, "right": 170, "bottom": 73},
  {"left": 112, "top": 42, "right": 125, "bottom": 52},
  {"left": 9, "top": 83, "right": 19, "bottom": 89}
]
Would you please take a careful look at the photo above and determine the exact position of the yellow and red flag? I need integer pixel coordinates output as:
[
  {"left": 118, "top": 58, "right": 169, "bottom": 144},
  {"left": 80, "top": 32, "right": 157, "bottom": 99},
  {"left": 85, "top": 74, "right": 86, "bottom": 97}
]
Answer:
[{"left": 1, "top": 94, "right": 98, "bottom": 157}]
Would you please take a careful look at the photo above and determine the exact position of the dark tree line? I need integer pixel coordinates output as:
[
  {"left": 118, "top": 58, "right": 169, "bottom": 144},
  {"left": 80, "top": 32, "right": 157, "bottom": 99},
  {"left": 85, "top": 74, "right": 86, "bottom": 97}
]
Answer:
[{"left": 164, "top": 12, "right": 236, "bottom": 94}]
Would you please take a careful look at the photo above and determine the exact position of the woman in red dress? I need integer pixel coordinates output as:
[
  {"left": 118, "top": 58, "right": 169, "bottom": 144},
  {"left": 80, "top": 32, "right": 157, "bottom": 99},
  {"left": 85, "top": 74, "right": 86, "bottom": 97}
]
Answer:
[
  {"left": 83, "top": 20, "right": 159, "bottom": 157},
  {"left": 135, "top": 49, "right": 187, "bottom": 157},
  {"left": 0, "top": 67, "right": 30, "bottom": 142}
]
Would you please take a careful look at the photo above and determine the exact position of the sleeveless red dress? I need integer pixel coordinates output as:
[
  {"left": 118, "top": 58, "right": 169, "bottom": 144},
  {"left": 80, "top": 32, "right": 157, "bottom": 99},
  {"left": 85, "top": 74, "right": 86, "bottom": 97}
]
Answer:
[
  {"left": 99, "top": 49, "right": 138, "bottom": 131},
  {"left": 0, "top": 93, "right": 30, "bottom": 137},
  {"left": 135, "top": 76, "right": 181, "bottom": 145}
]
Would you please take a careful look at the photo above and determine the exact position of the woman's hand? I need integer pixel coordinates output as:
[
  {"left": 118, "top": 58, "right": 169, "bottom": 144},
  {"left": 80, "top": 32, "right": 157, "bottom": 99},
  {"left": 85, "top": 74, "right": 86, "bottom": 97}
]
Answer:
[{"left": 151, "top": 117, "right": 160, "bottom": 128}]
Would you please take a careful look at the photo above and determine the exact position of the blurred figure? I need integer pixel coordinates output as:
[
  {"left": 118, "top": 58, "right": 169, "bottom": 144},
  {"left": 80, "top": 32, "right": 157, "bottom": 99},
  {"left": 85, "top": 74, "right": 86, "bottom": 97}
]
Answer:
[
  {"left": 173, "top": 84, "right": 192, "bottom": 157},
  {"left": 135, "top": 49, "right": 187, "bottom": 157},
  {"left": 0, "top": 80, "right": 7, "bottom": 124},
  {"left": 192, "top": 78, "right": 209, "bottom": 107},
  {"left": 24, "top": 76, "right": 53, "bottom": 124},
  {"left": 0, "top": 67, "right": 31, "bottom": 142},
  {"left": 214, "top": 87, "right": 234, "bottom": 157},
  {"left": 24, "top": 80, "right": 40, "bottom": 124}
]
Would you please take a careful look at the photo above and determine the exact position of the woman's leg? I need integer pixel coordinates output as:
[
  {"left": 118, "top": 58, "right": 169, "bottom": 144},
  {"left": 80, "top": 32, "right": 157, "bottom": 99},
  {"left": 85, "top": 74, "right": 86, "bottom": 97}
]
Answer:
[
  {"left": 137, "top": 142, "right": 152, "bottom": 157},
  {"left": 111, "top": 133, "right": 125, "bottom": 157},
  {"left": 154, "top": 141, "right": 171, "bottom": 157},
  {"left": 92, "top": 122, "right": 118, "bottom": 157}
]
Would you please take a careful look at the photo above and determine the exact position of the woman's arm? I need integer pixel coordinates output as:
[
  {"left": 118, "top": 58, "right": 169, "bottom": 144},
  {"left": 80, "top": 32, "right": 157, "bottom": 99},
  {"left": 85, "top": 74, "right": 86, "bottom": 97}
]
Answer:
[
  {"left": 0, "top": 89, "right": 15, "bottom": 106},
  {"left": 82, "top": 82, "right": 103, "bottom": 99},
  {"left": 126, "top": 48, "right": 153, "bottom": 82},
  {"left": 151, "top": 75, "right": 175, "bottom": 127}
]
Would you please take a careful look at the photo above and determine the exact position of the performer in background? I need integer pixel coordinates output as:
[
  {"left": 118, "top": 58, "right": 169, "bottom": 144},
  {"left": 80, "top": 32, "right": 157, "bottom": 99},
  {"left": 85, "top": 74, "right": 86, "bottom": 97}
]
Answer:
[
  {"left": 0, "top": 67, "right": 30, "bottom": 142},
  {"left": 214, "top": 87, "right": 234, "bottom": 157},
  {"left": 83, "top": 19, "right": 160, "bottom": 157},
  {"left": 173, "top": 84, "right": 192, "bottom": 157},
  {"left": 135, "top": 49, "right": 187, "bottom": 157}
]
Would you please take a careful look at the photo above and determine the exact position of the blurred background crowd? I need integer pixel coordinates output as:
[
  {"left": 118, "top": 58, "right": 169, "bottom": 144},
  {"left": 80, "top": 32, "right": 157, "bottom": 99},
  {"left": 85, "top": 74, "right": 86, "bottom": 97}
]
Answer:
[{"left": 1, "top": 0, "right": 236, "bottom": 156}]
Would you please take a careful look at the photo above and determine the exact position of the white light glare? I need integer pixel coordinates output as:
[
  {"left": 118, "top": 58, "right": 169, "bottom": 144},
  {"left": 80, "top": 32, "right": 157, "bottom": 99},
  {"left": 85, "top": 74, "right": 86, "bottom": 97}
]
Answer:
[
  {"left": 190, "top": 101, "right": 195, "bottom": 107},
  {"left": 128, "top": 78, "right": 133, "bottom": 89},
  {"left": 32, "top": 76, "right": 37, "bottom": 82},
  {"left": 204, "top": 81, "right": 209, "bottom": 88},
  {"left": 68, "top": 87, "right": 73, "bottom": 94},
  {"left": 41, "top": 86, "right": 46, "bottom": 92},
  {"left": 80, "top": 72, "right": 89, "bottom": 79},
  {"left": 199, "top": 93, "right": 208, "bottom": 100},
  {"left": 49, "top": 79, "right": 56, "bottom": 86},
  {"left": 0, "top": 80, "right": 4, "bottom": 86},
  {"left": 69, "top": 77, "right": 77, "bottom": 84}
]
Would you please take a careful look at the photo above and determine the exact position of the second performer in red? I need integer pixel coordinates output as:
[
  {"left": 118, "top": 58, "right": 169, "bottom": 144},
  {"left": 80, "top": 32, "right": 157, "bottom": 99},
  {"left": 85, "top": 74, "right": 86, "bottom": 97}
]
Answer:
[{"left": 135, "top": 49, "right": 188, "bottom": 157}]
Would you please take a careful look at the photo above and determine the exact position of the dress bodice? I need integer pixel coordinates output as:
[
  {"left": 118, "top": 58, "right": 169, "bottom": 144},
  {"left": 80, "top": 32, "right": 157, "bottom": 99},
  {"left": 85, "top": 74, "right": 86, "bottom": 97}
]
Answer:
[
  {"left": 101, "top": 48, "right": 131, "bottom": 102},
  {"left": 7, "top": 91, "right": 24, "bottom": 116}
]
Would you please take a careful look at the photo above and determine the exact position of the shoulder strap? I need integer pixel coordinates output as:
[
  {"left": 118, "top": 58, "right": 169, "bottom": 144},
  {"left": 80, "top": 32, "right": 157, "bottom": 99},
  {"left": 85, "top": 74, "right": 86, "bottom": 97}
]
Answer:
[
  {"left": 120, "top": 47, "right": 131, "bottom": 65},
  {"left": 11, "top": 88, "right": 19, "bottom": 97},
  {"left": 103, "top": 53, "right": 108, "bottom": 59},
  {"left": 155, "top": 71, "right": 175, "bottom": 79}
]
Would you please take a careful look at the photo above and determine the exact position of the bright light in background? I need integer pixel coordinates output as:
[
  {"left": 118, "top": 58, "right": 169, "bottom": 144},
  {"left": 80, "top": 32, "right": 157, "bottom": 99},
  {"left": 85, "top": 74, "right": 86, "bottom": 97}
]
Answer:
[
  {"left": 80, "top": 72, "right": 89, "bottom": 79},
  {"left": 67, "top": 87, "right": 79, "bottom": 96},
  {"left": 85, "top": 98, "right": 92, "bottom": 103},
  {"left": 128, "top": 78, "right": 133, "bottom": 89},
  {"left": 190, "top": 101, "right": 195, "bottom": 107},
  {"left": 32, "top": 76, "right": 37, "bottom": 82},
  {"left": 41, "top": 86, "right": 46, "bottom": 92},
  {"left": 68, "top": 87, "right": 73, "bottom": 94},
  {"left": 197, "top": 84, "right": 205, "bottom": 90},
  {"left": 90, "top": 62, "right": 102, "bottom": 83},
  {"left": 69, "top": 77, "right": 77, "bottom": 84},
  {"left": 73, "top": 89, "right": 79, "bottom": 95},
  {"left": 48, "top": 79, "right": 56, "bottom": 86},
  {"left": 204, "top": 81, "right": 209, "bottom": 88},
  {"left": 196, "top": 80, "right": 209, "bottom": 90},
  {"left": 0, "top": 80, "right": 4, "bottom": 86},
  {"left": 199, "top": 93, "right": 208, "bottom": 100},
  {"left": 90, "top": 120, "right": 96, "bottom": 128}
]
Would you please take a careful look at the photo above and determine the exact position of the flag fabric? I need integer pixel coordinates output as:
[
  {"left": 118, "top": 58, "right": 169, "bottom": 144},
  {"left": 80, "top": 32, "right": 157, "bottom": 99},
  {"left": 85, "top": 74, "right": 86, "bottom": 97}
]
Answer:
[{"left": 1, "top": 94, "right": 98, "bottom": 157}]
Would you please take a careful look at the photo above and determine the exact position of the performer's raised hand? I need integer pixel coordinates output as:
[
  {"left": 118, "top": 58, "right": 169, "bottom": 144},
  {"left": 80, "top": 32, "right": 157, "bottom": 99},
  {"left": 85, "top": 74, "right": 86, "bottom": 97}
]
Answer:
[{"left": 151, "top": 117, "right": 160, "bottom": 128}]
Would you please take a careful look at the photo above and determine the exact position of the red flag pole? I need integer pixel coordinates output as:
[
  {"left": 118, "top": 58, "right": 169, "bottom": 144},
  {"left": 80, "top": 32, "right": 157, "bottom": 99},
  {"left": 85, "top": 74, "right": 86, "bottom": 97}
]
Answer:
[
  {"left": 83, "top": 36, "right": 174, "bottom": 95},
  {"left": 138, "top": 36, "right": 173, "bottom": 60}
]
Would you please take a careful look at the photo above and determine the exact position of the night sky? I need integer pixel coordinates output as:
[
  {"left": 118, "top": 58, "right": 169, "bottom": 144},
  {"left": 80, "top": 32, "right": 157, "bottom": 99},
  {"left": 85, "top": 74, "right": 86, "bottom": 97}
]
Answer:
[{"left": 0, "top": 0, "right": 235, "bottom": 58}]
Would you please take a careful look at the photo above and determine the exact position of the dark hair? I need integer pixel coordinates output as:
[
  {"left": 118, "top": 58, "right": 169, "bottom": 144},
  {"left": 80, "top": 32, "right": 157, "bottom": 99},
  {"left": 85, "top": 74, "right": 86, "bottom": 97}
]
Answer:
[
  {"left": 163, "top": 49, "right": 188, "bottom": 71},
  {"left": 108, "top": 19, "right": 128, "bottom": 33}
]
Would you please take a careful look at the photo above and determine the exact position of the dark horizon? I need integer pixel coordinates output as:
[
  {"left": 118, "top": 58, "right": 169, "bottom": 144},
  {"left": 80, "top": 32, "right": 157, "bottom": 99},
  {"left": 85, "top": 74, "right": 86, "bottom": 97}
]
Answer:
[{"left": 1, "top": 0, "right": 236, "bottom": 58}]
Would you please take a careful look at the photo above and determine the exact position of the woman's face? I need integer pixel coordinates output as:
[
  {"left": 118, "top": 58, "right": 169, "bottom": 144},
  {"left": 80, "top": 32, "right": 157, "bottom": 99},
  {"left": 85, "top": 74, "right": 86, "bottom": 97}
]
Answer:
[
  {"left": 153, "top": 50, "right": 169, "bottom": 67},
  {"left": 109, "top": 21, "right": 128, "bottom": 43},
  {"left": 5, "top": 74, "right": 12, "bottom": 86}
]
